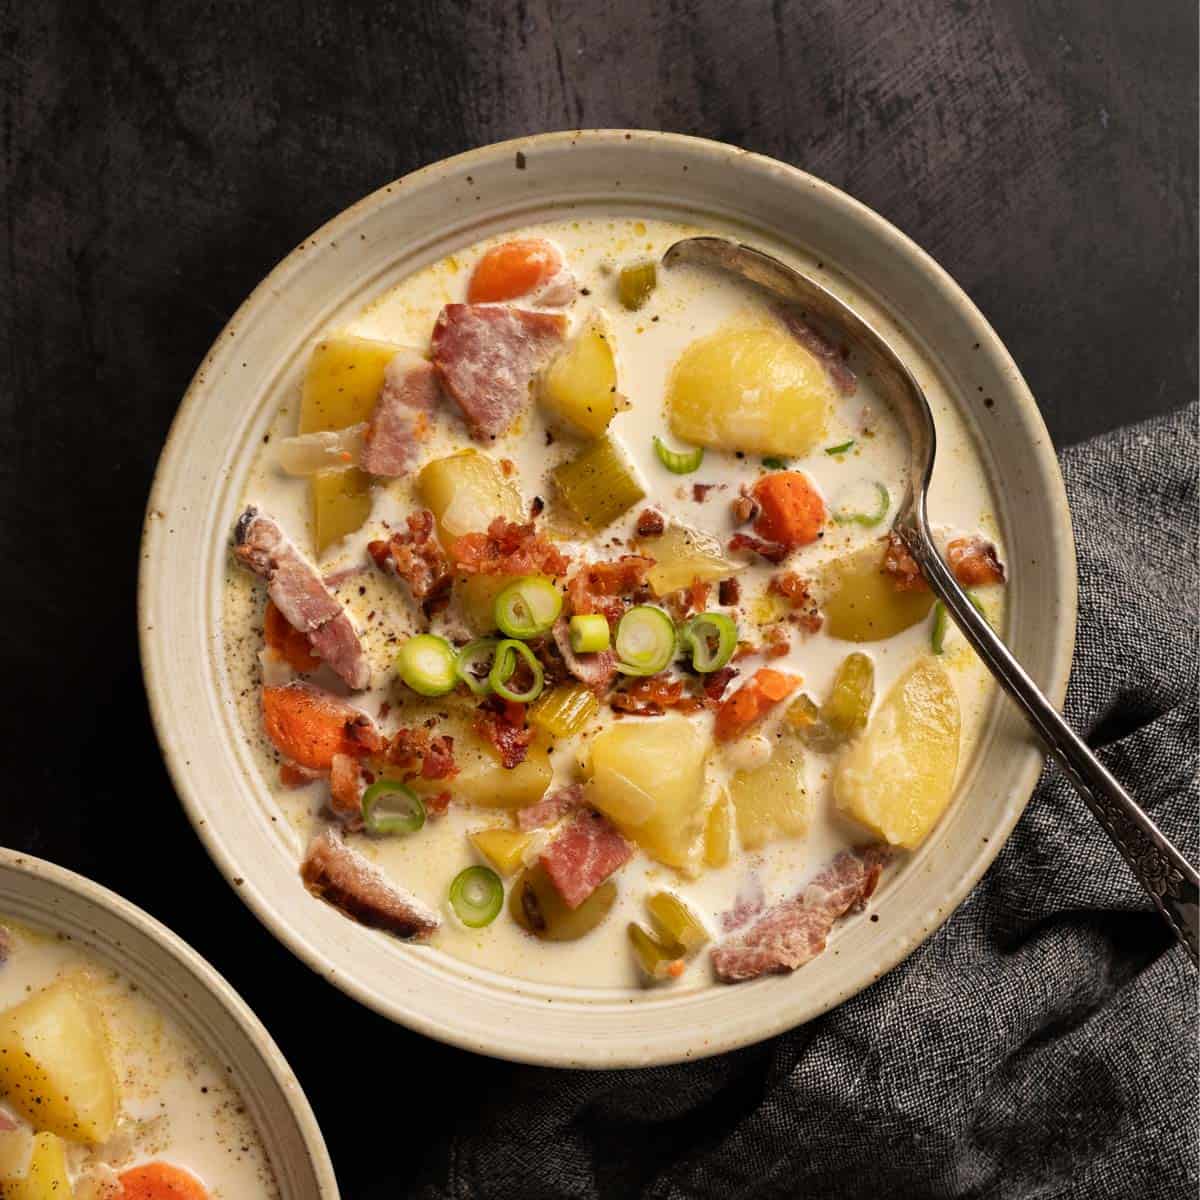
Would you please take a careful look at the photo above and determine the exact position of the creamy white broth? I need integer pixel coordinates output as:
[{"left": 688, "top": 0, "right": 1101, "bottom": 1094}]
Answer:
[
  {"left": 222, "top": 215, "right": 1005, "bottom": 990},
  {"left": 0, "top": 921, "right": 278, "bottom": 1196}
]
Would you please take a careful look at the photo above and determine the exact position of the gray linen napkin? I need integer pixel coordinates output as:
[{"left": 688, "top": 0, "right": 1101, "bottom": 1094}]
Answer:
[{"left": 420, "top": 404, "right": 1198, "bottom": 1200}]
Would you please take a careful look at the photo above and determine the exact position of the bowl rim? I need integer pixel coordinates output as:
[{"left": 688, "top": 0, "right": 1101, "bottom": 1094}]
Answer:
[
  {"left": 0, "top": 847, "right": 339, "bottom": 1195},
  {"left": 139, "top": 129, "right": 1077, "bottom": 1067}
]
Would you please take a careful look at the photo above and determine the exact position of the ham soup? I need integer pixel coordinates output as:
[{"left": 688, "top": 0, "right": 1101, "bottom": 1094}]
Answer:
[
  {"left": 222, "top": 217, "right": 1007, "bottom": 989},
  {"left": 0, "top": 921, "right": 278, "bottom": 1198}
]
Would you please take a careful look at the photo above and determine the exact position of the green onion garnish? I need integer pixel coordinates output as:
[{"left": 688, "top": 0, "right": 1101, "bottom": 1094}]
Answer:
[
  {"left": 494, "top": 575, "right": 563, "bottom": 639},
  {"left": 931, "top": 591, "right": 992, "bottom": 655},
  {"left": 761, "top": 456, "right": 790, "bottom": 470},
  {"left": 489, "top": 638, "right": 546, "bottom": 702},
  {"left": 832, "top": 482, "right": 890, "bottom": 527},
  {"left": 396, "top": 634, "right": 457, "bottom": 696},
  {"left": 449, "top": 866, "right": 504, "bottom": 928},
  {"left": 825, "top": 440, "right": 856, "bottom": 455},
  {"left": 614, "top": 605, "right": 677, "bottom": 676},
  {"left": 361, "top": 779, "right": 426, "bottom": 836},
  {"left": 569, "top": 613, "right": 611, "bottom": 653},
  {"left": 680, "top": 611, "right": 737, "bottom": 672},
  {"left": 455, "top": 638, "right": 499, "bottom": 696},
  {"left": 653, "top": 436, "right": 704, "bottom": 475}
]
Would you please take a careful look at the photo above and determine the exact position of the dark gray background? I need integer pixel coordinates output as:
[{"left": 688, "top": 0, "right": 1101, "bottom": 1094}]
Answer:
[{"left": 0, "top": 1, "right": 1194, "bottom": 1196}]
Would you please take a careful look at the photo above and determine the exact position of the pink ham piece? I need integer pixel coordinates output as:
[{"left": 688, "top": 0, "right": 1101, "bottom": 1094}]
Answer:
[
  {"left": 300, "top": 830, "right": 439, "bottom": 939},
  {"left": 234, "top": 508, "right": 370, "bottom": 690},
  {"left": 552, "top": 617, "right": 617, "bottom": 694},
  {"left": 360, "top": 350, "right": 439, "bottom": 476},
  {"left": 711, "top": 845, "right": 889, "bottom": 983},
  {"left": 539, "top": 809, "right": 633, "bottom": 909},
  {"left": 517, "top": 783, "right": 584, "bottom": 832},
  {"left": 432, "top": 304, "right": 566, "bottom": 439},
  {"left": 777, "top": 307, "right": 857, "bottom": 397}
]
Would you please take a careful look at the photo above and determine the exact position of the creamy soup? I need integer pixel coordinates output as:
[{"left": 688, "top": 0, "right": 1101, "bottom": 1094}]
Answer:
[
  {"left": 222, "top": 216, "right": 1007, "bottom": 990},
  {"left": 0, "top": 920, "right": 278, "bottom": 1198}
]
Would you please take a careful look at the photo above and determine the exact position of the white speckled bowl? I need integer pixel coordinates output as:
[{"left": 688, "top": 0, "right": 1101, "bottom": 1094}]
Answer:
[
  {"left": 139, "top": 131, "right": 1075, "bottom": 1067},
  {"left": 0, "top": 849, "right": 337, "bottom": 1196}
]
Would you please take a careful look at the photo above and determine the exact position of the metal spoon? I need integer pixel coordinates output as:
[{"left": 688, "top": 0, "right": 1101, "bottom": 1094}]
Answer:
[{"left": 664, "top": 235, "right": 1199, "bottom": 962}]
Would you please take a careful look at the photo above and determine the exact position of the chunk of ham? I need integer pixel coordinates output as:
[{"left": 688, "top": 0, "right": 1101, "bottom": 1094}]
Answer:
[
  {"left": 776, "top": 307, "right": 857, "bottom": 396},
  {"left": 234, "top": 508, "right": 370, "bottom": 690},
  {"left": 552, "top": 616, "right": 617, "bottom": 694},
  {"left": 711, "top": 846, "right": 888, "bottom": 983},
  {"left": 360, "top": 350, "right": 439, "bottom": 476},
  {"left": 517, "top": 783, "right": 584, "bottom": 831},
  {"left": 539, "top": 809, "right": 633, "bottom": 909},
  {"left": 368, "top": 510, "right": 453, "bottom": 610},
  {"left": 432, "top": 304, "right": 566, "bottom": 439},
  {"left": 301, "top": 831, "right": 440, "bottom": 939}
]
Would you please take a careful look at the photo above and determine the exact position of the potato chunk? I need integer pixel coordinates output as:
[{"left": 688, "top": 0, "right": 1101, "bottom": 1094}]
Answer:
[
  {"left": 819, "top": 544, "right": 935, "bottom": 642},
  {"left": 311, "top": 467, "right": 373, "bottom": 557},
  {"left": 587, "top": 716, "right": 708, "bottom": 872},
  {"left": 835, "top": 658, "right": 961, "bottom": 848},
  {"left": 434, "top": 728, "right": 551, "bottom": 809},
  {"left": 539, "top": 319, "right": 619, "bottom": 438},
  {"left": 636, "top": 523, "right": 742, "bottom": 597},
  {"left": 417, "top": 450, "right": 523, "bottom": 551},
  {"left": 470, "top": 828, "right": 535, "bottom": 876},
  {"left": 729, "top": 736, "right": 809, "bottom": 850},
  {"left": 0, "top": 979, "right": 118, "bottom": 1145},
  {"left": 4, "top": 1132, "right": 71, "bottom": 1200},
  {"left": 667, "top": 322, "right": 831, "bottom": 457}
]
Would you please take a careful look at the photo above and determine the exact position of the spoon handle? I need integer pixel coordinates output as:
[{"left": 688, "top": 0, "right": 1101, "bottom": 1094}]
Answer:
[{"left": 903, "top": 526, "right": 1199, "bottom": 962}]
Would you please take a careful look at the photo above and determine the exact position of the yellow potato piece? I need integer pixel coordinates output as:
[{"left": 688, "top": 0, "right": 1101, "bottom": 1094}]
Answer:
[
  {"left": 729, "top": 737, "right": 809, "bottom": 851},
  {"left": 432, "top": 728, "right": 551, "bottom": 809},
  {"left": 470, "top": 828, "right": 535, "bottom": 876},
  {"left": 417, "top": 450, "right": 524, "bottom": 551},
  {"left": 0, "top": 979, "right": 118, "bottom": 1145},
  {"left": 5, "top": 1132, "right": 71, "bottom": 1200},
  {"left": 456, "top": 572, "right": 515, "bottom": 636},
  {"left": 834, "top": 657, "right": 961, "bottom": 848},
  {"left": 819, "top": 544, "right": 935, "bottom": 642},
  {"left": 704, "top": 789, "right": 733, "bottom": 868},
  {"left": 311, "top": 467, "right": 373, "bottom": 558},
  {"left": 587, "top": 716, "right": 708, "bottom": 872},
  {"left": 636, "top": 523, "right": 742, "bottom": 597},
  {"left": 667, "top": 322, "right": 831, "bottom": 457},
  {"left": 539, "top": 319, "right": 619, "bottom": 438}
]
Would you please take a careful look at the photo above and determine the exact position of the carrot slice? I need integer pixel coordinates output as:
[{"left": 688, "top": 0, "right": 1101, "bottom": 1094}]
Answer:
[
  {"left": 264, "top": 599, "right": 321, "bottom": 672},
  {"left": 467, "top": 238, "right": 562, "bottom": 303},
  {"left": 714, "top": 668, "right": 800, "bottom": 741},
  {"left": 262, "top": 682, "right": 382, "bottom": 771},
  {"left": 119, "top": 1162, "right": 210, "bottom": 1200},
  {"left": 751, "top": 471, "right": 826, "bottom": 549}
]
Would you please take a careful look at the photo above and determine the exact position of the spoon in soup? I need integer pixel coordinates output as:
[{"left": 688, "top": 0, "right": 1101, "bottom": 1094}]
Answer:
[{"left": 664, "top": 235, "right": 1198, "bottom": 963}]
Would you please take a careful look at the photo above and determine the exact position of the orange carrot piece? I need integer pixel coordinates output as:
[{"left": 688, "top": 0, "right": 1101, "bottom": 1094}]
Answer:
[
  {"left": 119, "top": 1162, "right": 210, "bottom": 1200},
  {"left": 264, "top": 599, "right": 320, "bottom": 673},
  {"left": 262, "top": 682, "right": 382, "bottom": 771},
  {"left": 467, "top": 238, "right": 562, "bottom": 303},
  {"left": 751, "top": 471, "right": 826, "bottom": 549},
  {"left": 714, "top": 668, "right": 800, "bottom": 741}
]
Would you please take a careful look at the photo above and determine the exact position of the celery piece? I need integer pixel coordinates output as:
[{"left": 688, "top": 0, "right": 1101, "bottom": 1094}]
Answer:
[
  {"left": 553, "top": 435, "right": 645, "bottom": 529},
  {"left": 529, "top": 683, "right": 600, "bottom": 739}
]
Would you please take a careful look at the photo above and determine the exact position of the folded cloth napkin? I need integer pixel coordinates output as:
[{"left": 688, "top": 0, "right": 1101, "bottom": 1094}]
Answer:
[{"left": 419, "top": 404, "right": 1198, "bottom": 1200}]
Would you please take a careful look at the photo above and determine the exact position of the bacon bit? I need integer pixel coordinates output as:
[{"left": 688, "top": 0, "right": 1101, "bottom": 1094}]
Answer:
[
  {"left": 692, "top": 483, "right": 719, "bottom": 502},
  {"left": 732, "top": 640, "right": 757, "bottom": 661},
  {"left": 368, "top": 510, "right": 454, "bottom": 613},
  {"left": 500, "top": 458, "right": 516, "bottom": 477},
  {"left": 728, "top": 532, "right": 789, "bottom": 564},
  {"left": 751, "top": 471, "right": 826, "bottom": 549},
  {"left": 635, "top": 508, "right": 666, "bottom": 538},
  {"left": 714, "top": 668, "right": 801, "bottom": 741},
  {"left": 566, "top": 555, "right": 655, "bottom": 623},
  {"left": 663, "top": 578, "right": 711, "bottom": 622},
  {"left": 731, "top": 494, "right": 760, "bottom": 525},
  {"left": 451, "top": 517, "right": 570, "bottom": 577},
  {"left": 769, "top": 571, "right": 823, "bottom": 633},
  {"left": 947, "top": 536, "right": 1006, "bottom": 586},
  {"left": 424, "top": 790, "right": 453, "bottom": 817},
  {"left": 530, "top": 495, "right": 546, "bottom": 517},
  {"left": 262, "top": 683, "right": 383, "bottom": 771},
  {"left": 762, "top": 625, "right": 791, "bottom": 658},
  {"left": 421, "top": 735, "right": 458, "bottom": 780},
  {"left": 264, "top": 600, "right": 321, "bottom": 672},
  {"left": 718, "top": 577, "right": 741, "bottom": 606},
  {"left": 474, "top": 699, "right": 533, "bottom": 769},
  {"left": 881, "top": 531, "right": 925, "bottom": 591},
  {"left": 610, "top": 675, "right": 705, "bottom": 716},
  {"left": 385, "top": 727, "right": 460, "bottom": 781},
  {"left": 702, "top": 666, "right": 738, "bottom": 706}
]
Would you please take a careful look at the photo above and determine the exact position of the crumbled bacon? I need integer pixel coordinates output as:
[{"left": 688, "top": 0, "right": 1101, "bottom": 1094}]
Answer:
[
  {"left": 702, "top": 666, "right": 738, "bottom": 706},
  {"left": 881, "top": 531, "right": 924, "bottom": 591},
  {"left": 663, "top": 578, "right": 711, "bottom": 622},
  {"left": 634, "top": 508, "right": 666, "bottom": 538},
  {"left": 450, "top": 517, "right": 570, "bottom": 578},
  {"left": 368, "top": 510, "right": 454, "bottom": 613},
  {"left": 566, "top": 555, "right": 655, "bottom": 623},
  {"left": 728, "top": 532, "right": 788, "bottom": 563},
  {"left": 947, "top": 536, "right": 1006, "bottom": 587},
  {"left": 692, "top": 483, "right": 720, "bottom": 502},
  {"left": 474, "top": 699, "right": 533, "bottom": 769},
  {"left": 424, "top": 790, "right": 452, "bottom": 817},
  {"left": 762, "top": 624, "right": 791, "bottom": 658},
  {"left": 385, "top": 727, "right": 460, "bottom": 781},
  {"left": 769, "top": 571, "right": 823, "bottom": 632},
  {"left": 718, "top": 577, "right": 741, "bottom": 606},
  {"left": 610, "top": 675, "right": 705, "bottom": 716},
  {"left": 731, "top": 493, "right": 761, "bottom": 525}
]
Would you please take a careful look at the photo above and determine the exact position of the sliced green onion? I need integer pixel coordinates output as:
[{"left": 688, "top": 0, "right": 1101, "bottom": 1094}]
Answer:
[
  {"left": 361, "top": 779, "right": 425, "bottom": 836},
  {"left": 833, "top": 482, "right": 890, "bottom": 527},
  {"left": 569, "top": 613, "right": 611, "bottom": 653},
  {"left": 396, "top": 634, "right": 457, "bottom": 696},
  {"left": 761, "top": 456, "right": 790, "bottom": 470},
  {"left": 615, "top": 606, "right": 677, "bottom": 676},
  {"left": 489, "top": 638, "right": 546, "bottom": 702},
  {"left": 494, "top": 575, "right": 563, "bottom": 639},
  {"left": 455, "top": 638, "right": 499, "bottom": 696},
  {"left": 653, "top": 436, "right": 704, "bottom": 475},
  {"left": 825, "top": 439, "right": 856, "bottom": 456},
  {"left": 449, "top": 866, "right": 504, "bottom": 928},
  {"left": 680, "top": 611, "right": 737, "bottom": 672},
  {"left": 931, "top": 592, "right": 992, "bottom": 655}
]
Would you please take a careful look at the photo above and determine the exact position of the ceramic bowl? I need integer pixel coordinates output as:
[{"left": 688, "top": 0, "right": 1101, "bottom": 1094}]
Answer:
[
  {"left": 139, "top": 131, "right": 1076, "bottom": 1067},
  {"left": 0, "top": 849, "right": 337, "bottom": 1195}
]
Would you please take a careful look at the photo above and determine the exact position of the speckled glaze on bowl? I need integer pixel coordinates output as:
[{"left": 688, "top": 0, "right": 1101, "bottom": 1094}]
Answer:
[
  {"left": 0, "top": 849, "right": 337, "bottom": 1196},
  {"left": 139, "top": 131, "right": 1076, "bottom": 1068}
]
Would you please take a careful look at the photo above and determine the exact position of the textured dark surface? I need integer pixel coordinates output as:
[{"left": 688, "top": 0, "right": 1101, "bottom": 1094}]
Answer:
[{"left": 0, "top": 1, "right": 1195, "bottom": 1196}]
